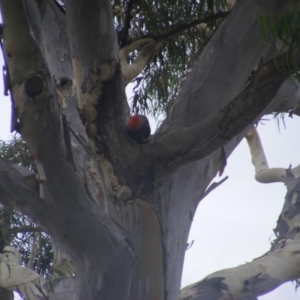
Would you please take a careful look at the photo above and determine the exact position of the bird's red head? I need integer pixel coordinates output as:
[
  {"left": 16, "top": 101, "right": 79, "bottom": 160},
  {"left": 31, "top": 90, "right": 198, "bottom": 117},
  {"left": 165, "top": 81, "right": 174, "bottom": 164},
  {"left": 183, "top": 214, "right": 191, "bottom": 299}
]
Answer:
[{"left": 127, "top": 115, "right": 142, "bottom": 130}]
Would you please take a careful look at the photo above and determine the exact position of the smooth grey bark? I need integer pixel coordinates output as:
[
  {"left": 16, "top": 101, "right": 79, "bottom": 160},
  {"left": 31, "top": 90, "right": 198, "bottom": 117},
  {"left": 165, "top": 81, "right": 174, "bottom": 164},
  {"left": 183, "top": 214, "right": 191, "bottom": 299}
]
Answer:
[
  {"left": 1, "top": 1, "right": 135, "bottom": 299},
  {"left": 157, "top": 1, "right": 294, "bottom": 298},
  {"left": 0, "top": 288, "right": 13, "bottom": 300},
  {"left": 0, "top": 0, "right": 298, "bottom": 299}
]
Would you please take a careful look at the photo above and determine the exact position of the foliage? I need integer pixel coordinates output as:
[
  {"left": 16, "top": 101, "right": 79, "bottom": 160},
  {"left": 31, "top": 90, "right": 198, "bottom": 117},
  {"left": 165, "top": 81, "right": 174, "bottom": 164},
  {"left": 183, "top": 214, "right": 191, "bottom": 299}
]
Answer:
[
  {"left": 0, "top": 134, "right": 33, "bottom": 170},
  {"left": 0, "top": 0, "right": 232, "bottom": 285},
  {"left": 259, "top": 1, "right": 300, "bottom": 71},
  {"left": 0, "top": 137, "right": 53, "bottom": 276},
  {"left": 0, "top": 205, "right": 53, "bottom": 276},
  {"left": 55, "top": 0, "right": 230, "bottom": 117},
  {"left": 117, "top": 0, "right": 230, "bottom": 117},
  {"left": 10, "top": 213, "right": 53, "bottom": 276},
  {"left": 2, "top": 0, "right": 299, "bottom": 292}
]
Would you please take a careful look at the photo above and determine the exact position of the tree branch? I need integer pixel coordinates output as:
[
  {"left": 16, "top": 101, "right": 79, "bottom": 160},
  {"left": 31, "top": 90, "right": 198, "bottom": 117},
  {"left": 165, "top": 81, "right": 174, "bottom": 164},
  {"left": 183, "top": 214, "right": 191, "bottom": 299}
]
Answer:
[
  {"left": 181, "top": 163, "right": 300, "bottom": 300},
  {"left": 266, "top": 76, "right": 300, "bottom": 114},
  {"left": 120, "top": 0, "right": 135, "bottom": 48},
  {"left": 0, "top": 5, "right": 136, "bottom": 298},
  {"left": 118, "top": 11, "right": 229, "bottom": 84},
  {"left": 9, "top": 226, "right": 44, "bottom": 234},
  {"left": 245, "top": 126, "right": 300, "bottom": 183},
  {"left": 200, "top": 176, "right": 228, "bottom": 202},
  {"left": 180, "top": 237, "right": 300, "bottom": 300},
  {"left": 153, "top": 1, "right": 294, "bottom": 298},
  {"left": 65, "top": 0, "right": 120, "bottom": 136},
  {"left": 0, "top": 158, "right": 43, "bottom": 222},
  {"left": 245, "top": 127, "right": 286, "bottom": 183},
  {"left": 140, "top": 12, "right": 229, "bottom": 41},
  {"left": 147, "top": 55, "right": 292, "bottom": 171},
  {"left": 120, "top": 38, "right": 162, "bottom": 84},
  {"left": 0, "top": 288, "right": 12, "bottom": 300},
  {"left": 0, "top": 246, "right": 47, "bottom": 299},
  {"left": 0, "top": 0, "right": 66, "bottom": 198}
]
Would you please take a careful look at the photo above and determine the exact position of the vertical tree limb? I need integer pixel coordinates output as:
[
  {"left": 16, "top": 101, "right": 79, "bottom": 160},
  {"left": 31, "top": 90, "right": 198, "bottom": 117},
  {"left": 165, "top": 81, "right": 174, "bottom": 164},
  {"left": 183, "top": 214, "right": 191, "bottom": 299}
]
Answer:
[{"left": 245, "top": 127, "right": 300, "bottom": 183}]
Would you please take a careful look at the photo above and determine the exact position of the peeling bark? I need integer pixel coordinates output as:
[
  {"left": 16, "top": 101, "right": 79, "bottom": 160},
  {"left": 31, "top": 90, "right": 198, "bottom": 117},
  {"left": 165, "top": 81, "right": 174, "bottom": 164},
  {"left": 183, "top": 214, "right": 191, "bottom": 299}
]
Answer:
[
  {"left": 181, "top": 236, "right": 300, "bottom": 299},
  {"left": 156, "top": 0, "right": 295, "bottom": 298},
  {"left": 0, "top": 0, "right": 298, "bottom": 299},
  {"left": 180, "top": 129, "right": 300, "bottom": 300},
  {"left": 120, "top": 38, "right": 162, "bottom": 84}
]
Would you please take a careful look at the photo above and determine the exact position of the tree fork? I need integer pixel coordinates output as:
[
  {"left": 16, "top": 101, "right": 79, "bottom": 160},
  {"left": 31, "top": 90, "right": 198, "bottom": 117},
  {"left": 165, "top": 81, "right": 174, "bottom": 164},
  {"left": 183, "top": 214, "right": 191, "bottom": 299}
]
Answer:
[{"left": 0, "top": 0, "right": 298, "bottom": 299}]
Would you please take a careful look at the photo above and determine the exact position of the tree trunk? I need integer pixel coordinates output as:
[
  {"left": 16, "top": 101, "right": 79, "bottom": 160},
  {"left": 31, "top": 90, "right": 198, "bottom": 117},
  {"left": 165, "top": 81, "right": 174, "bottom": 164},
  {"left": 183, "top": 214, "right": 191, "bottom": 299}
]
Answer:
[
  {"left": 0, "top": 288, "right": 13, "bottom": 300},
  {"left": 0, "top": 0, "right": 298, "bottom": 299}
]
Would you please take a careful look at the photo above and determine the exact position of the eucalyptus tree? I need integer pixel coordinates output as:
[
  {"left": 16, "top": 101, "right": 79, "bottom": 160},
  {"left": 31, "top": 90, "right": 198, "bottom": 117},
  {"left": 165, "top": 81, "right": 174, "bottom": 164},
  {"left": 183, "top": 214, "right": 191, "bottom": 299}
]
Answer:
[{"left": 0, "top": 0, "right": 299, "bottom": 299}]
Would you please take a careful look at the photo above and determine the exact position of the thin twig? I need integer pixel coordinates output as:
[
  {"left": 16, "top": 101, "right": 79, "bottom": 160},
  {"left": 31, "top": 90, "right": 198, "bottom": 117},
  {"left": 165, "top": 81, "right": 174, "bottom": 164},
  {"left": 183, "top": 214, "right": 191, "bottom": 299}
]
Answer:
[
  {"left": 36, "top": 232, "right": 42, "bottom": 273},
  {"left": 27, "top": 232, "right": 37, "bottom": 269},
  {"left": 140, "top": 11, "right": 228, "bottom": 42},
  {"left": 199, "top": 176, "right": 228, "bottom": 202},
  {"left": 120, "top": 0, "right": 135, "bottom": 47},
  {"left": 9, "top": 225, "right": 44, "bottom": 233}
]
